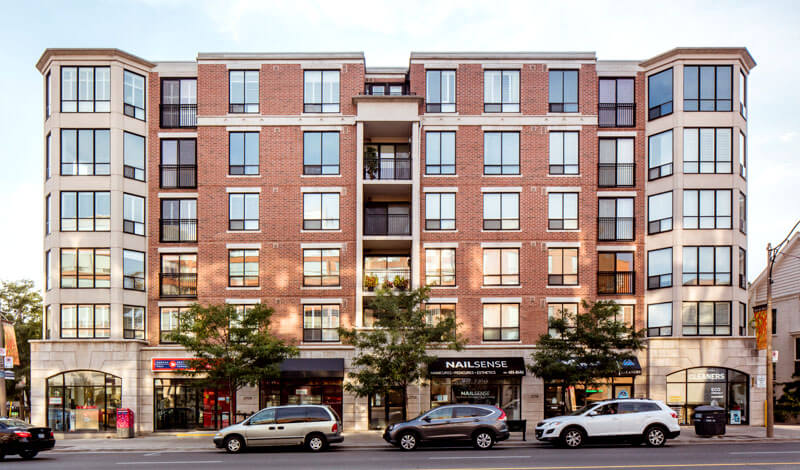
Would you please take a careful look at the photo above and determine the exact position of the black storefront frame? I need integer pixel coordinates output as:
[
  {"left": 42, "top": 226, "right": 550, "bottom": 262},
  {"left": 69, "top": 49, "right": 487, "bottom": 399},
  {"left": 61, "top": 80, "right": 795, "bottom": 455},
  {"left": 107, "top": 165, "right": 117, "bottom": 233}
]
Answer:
[
  {"left": 46, "top": 370, "right": 121, "bottom": 432},
  {"left": 259, "top": 358, "right": 345, "bottom": 426},
  {"left": 666, "top": 366, "right": 749, "bottom": 425},
  {"left": 153, "top": 378, "right": 232, "bottom": 431}
]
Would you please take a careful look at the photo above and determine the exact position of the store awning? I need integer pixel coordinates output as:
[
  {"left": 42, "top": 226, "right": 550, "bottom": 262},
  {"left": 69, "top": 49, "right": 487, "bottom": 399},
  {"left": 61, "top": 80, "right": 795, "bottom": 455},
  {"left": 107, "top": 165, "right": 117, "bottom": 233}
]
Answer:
[
  {"left": 280, "top": 358, "right": 345, "bottom": 378},
  {"left": 618, "top": 357, "right": 642, "bottom": 376}
]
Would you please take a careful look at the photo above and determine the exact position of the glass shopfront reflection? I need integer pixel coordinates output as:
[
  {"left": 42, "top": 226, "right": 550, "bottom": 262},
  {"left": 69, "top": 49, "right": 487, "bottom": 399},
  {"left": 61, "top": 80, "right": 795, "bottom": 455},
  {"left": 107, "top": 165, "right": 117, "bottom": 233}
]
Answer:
[
  {"left": 544, "top": 377, "right": 635, "bottom": 418},
  {"left": 666, "top": 367, "right": 749, "bottom": 424},
  {"left": 430, "top": 377, "right": 522, "bottom": 420},
  {"left": 154, "top": 378, "right": 231, "bottom": 430},
  {"left": 47, "top": 370, "right": 121, "bottom": 432}
]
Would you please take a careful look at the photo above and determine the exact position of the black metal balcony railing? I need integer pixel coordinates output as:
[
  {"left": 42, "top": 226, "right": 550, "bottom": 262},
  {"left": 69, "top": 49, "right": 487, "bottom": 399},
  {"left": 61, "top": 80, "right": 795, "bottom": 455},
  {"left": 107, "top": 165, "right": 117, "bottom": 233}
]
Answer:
[
  {"left": 160, "top": 165, "right": 197, "bottom": 188},
  {"left": 364, "top": 158, "right": 411, "bottom": 180},
  {"left": 598, "top": 102, "right": 635, "bottom": 128},
  {"left": 598, "top": 163, "right": 635, "bottom": 187},
  {"left": 598, "top": 217, "right": 634, "bottom": 241},
  {"left": 160, "top": 273, "right": 197, "bottom": 297},
  {"left": 364, "top": 269, "right": 411, "bottom": 288},
  {"left": 160, "top": 104, "right": 197, "bottom": 128},
  {"left": 598, "top": 271, "right": 635, "bottom": 294},
  {"left": 364, "top": 214, "right": 411, "bottom": 236},
  {"left": 160, "top": 219, "right": 197, "bottom": 242}
]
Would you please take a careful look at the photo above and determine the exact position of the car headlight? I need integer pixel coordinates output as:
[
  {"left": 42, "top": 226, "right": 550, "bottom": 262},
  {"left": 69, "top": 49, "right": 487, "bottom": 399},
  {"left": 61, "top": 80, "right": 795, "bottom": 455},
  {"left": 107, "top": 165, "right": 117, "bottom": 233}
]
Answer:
[
  {"left": 214, "top": 432, "right": 222, "bottom": 438},
  {"left": 547, "top": 421, "right": 561, "bottom": 427},
  {"left": 387, "top": 424, "right": 395, "bottom": 431}
]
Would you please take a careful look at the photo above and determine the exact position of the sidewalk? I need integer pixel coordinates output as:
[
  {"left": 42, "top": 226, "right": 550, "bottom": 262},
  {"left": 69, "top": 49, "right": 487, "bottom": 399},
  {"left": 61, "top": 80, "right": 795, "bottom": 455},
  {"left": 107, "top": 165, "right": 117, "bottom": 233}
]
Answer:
[{"left": 52, "top": 426, "right": 800, "bottom": 453}]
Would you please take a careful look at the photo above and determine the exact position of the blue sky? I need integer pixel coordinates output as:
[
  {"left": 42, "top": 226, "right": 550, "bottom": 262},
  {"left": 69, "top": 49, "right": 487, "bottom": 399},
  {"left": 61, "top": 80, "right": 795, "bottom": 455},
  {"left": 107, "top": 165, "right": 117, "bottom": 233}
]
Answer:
[{"left": 1, "top": 0, "right": 799, "bottom": 289}]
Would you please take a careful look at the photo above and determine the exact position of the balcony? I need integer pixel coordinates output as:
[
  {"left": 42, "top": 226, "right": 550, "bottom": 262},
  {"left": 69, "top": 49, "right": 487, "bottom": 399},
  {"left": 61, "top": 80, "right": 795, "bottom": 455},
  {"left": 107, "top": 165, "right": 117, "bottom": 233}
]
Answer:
[
  {"left": 160, "top": 104, "right": 197, "bottom": 128},
  {"left": 364, "top": 255, "right": 410, "bottom": 291},
  {"left": 598, "top": 272, "right": 635, "bottom": 295},
  {"left": 160, "top": 219, "right": 197, "bottom": 243},
  {"left": 364, "top": 204, "right": 410, "bottom": 236},
  {"left": 598, "top": 217, "right": 634, "bottom": 241},
  {"left": 598, "top": 163, "right": 635, "bottom": 187},
  {"left": 598, "top": 103, "right": 635, "bottom": 128},
  {"left": 160, "top": 164, "right": 197, "bottom": 188},
  {"left": 364, "top": 157, "right": 411, "bottom": 180},
  {"left": 160, "top": 273, "right": 197, "bottom": 297}
]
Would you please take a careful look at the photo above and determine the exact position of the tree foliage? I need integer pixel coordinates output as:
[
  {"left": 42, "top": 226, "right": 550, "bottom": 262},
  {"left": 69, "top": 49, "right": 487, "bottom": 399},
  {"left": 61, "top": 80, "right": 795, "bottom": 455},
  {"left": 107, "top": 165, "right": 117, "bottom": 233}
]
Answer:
[
  {"left": 776, "top": 374, "right": 800, "bottom": 422},
  {"left": 339, "top": 286, "right": 463, "bottom": 418},
  {"left": 529, "top": 300, "right": 646, "bottom": 388},
  {"left": 0, "top": 280, "right": 43, "bottom": 417}
]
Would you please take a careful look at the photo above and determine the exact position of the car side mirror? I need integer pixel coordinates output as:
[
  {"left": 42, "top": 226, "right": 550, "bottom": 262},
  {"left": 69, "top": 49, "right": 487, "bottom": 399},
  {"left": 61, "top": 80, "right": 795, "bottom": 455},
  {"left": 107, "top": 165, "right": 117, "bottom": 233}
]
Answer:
[
  {"left": 588, "top": 411, "right": 598, "bottom": 417},
  {"left": 422, "top": 417, "right": 431, "bottom": 422}
]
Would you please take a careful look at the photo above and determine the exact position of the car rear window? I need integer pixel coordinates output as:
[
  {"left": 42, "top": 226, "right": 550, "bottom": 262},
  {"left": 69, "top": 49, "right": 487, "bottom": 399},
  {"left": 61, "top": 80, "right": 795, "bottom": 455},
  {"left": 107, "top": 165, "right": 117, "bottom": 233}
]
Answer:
[
  {"left": 305, "top": 407, "right": 331, "bottom": 422},
  {"left": 636, "top": 402, "right": 661, "bottom": 412},
  {"left": 453, "top": 406, "right": 492, "bottom": 418},
  {"left": 619, "top": 401, "right": 661, "bottom": 413},
  {"left": 276, "top": 407, "right": 307, "bottom": 424}
]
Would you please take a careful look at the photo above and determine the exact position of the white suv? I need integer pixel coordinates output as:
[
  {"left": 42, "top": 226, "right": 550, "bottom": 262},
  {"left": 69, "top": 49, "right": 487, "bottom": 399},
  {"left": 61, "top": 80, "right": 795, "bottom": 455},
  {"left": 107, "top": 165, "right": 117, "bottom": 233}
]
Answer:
[{"left": 535, "top": 399, "right": 680, "bottom": 448}]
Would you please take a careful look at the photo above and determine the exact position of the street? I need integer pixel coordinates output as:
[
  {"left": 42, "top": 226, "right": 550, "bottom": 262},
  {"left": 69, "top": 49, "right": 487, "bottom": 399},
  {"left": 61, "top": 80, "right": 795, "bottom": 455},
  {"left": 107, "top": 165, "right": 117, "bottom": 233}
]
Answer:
[{"left": 6, "top": 441, "right": 800, "bottom": 469}]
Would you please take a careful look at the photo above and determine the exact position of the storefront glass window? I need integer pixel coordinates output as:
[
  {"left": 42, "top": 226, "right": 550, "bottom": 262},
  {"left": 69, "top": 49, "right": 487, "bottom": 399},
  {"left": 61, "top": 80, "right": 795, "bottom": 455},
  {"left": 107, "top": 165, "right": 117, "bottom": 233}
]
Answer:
[
  {"left": 369, "top": 387, "right": 405, "bottom": 430},
  {"left": 430, "top": 377, "right": 521, "bottom": 420},
  {"left": 47, "top": 370, "right": 121, "bottom": 432},
  {"left": 154, "top": 378, "right": 230, "bottom": 430},
  {"left": 260, "top": 378, "right": 343, "bottom": 425},
  {"left": 544, "top": 377, "right": 634, "bottom": 418},
  {"left": 666, "top": 367, "right": 748, "bottom": 424}
]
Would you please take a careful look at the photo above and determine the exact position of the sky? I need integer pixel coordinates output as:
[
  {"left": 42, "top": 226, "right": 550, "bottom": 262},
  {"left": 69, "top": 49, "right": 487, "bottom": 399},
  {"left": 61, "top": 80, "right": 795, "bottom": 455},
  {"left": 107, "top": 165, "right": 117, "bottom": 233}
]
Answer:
[{"left": 1, "top": 0, "right": 799, "bottom": 291}]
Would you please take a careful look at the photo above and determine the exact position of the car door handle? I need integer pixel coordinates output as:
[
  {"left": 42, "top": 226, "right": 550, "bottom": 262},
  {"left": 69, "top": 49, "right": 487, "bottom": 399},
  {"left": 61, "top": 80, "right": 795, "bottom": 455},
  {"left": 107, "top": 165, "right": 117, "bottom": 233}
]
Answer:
[
  {"left": 268, "top": 426, "right": 275, "bottom": 430},
  {"left": 277, "top": 426, "right": 284, "bottom": 430}
]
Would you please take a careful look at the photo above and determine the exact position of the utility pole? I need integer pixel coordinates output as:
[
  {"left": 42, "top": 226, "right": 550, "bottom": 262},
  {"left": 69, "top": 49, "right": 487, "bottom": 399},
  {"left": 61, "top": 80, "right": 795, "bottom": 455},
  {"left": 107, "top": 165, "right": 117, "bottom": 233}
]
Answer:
[
  {"left": 0, "top": 315, "right": 6, "bottom": 418},
  {"left": 766, "top": 243, "right": 774, "bottom": 438}
]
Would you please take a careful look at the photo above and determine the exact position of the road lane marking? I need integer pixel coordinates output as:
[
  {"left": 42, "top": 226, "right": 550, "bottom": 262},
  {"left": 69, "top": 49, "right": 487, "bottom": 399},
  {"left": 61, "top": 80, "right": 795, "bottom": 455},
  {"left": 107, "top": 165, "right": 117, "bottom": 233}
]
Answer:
[
  {"left": 430, "top": 456, "right": 532, "bottom": 460},
  {"left": 427, "top": 463, "right": 800, "bottom": 470},
  {"left": 116, "top": 461, "right": 223, "bottom": 465},
  {"left": 730, "top": 451, "right": 800, "bottom": 454}
]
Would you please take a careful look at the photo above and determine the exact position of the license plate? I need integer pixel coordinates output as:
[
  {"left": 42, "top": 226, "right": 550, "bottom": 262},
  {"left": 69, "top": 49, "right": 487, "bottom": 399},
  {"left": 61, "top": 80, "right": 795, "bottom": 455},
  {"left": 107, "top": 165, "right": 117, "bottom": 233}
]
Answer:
[{"left": 38, "top": 433, "right": 44, "bottom": 439}]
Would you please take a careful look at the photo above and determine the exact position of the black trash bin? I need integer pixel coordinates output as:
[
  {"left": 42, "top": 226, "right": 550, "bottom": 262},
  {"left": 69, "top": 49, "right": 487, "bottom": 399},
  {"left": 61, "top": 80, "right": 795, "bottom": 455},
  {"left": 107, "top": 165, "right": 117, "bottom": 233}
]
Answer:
[{"left": 693, "top": 405, "right": 726, "bottom": 436}]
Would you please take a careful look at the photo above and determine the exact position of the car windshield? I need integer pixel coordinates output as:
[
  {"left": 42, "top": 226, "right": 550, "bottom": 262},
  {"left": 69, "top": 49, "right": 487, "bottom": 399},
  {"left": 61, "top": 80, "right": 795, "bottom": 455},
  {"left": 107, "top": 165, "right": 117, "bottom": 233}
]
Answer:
[
  {"left": 0, "top": 419, "right": 30, "bottom": 428},
  {"left": 568, "top": 404, "right": 597, "bottom": 416}
]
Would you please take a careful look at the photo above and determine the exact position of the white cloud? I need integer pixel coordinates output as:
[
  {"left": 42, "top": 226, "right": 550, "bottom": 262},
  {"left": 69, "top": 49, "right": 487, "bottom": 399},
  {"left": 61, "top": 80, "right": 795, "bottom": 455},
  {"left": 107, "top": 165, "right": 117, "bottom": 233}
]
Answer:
[{"left": 779, "top": 131, "right": 797, "bottom": 142}]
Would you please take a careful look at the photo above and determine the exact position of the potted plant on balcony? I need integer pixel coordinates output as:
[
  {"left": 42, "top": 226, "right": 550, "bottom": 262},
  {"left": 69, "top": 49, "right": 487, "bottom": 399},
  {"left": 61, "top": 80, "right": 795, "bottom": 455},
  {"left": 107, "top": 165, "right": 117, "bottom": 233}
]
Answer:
[
  {"left": 381, "top": 279, "right": 394, "bottom": 290},
  {"left": 364, "top": 274, "right": 378, "bottom": 291},
  {"left": 393, "top": 275, "right": 409, "bottom": 291},
  {"left": 365, "top": 146, "right": 380, "bottom": 180}
]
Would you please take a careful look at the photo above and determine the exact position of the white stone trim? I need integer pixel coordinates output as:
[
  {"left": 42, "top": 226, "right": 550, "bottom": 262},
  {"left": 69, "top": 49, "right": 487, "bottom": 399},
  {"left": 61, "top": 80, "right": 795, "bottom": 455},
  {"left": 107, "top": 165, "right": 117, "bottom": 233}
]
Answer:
[
  {"left": 300, "top": 242, "right": 346, "bottom": 249},
  {"left": 610, "top": 299, "right": 638, "bottom": 305},
  {"left": 481, "top": 297, "right": 522, "bottom": 304},
  {"left": 480, "top": 242, "right": 522, "bottom": 248},
  {"left": 428, "top": 297, "right": 458, "bottom": 304},
  {"left": 158, "top": 132, "right": 197, "bottom": 138},
  {"left": 481, "top": 125, "right": 523, "bottom": 131},
  {"left": 545, "top": 62, "right": 583, "bottom": 70},
  {"left": 157, "top": 301, "right": 194, "bottom": 307},
  {"left": 226, "top": 243, "right": 262, "bottom": 249},
  {"left": 422, "top": 63, "right": 458, "bottom": 69},
  {"left": 598, "top": 131, "right": 638, "bottom": 137},
  {"left": 546, "top": 297, "right": 582, "bottom": 303},
  {"left": 197, "top": 116, "right": 357, "bottom": 127},
  {"left": 226, "top": 187, "right": 261, "bottom": 193},
  {"left": 547, "top": 125, "right": 583, "bottom": 131},
  {"left": 597, "top": 245, "right": 636, "bottom": 252},
  {"left": 300, "top": 186, "right": 344, "bottom": 193},
  {"left": 545, "top": 186, "right": 581, "bottom": 193},
  {"left": 423, "top": 126, "right": 459, "bottom": 131},
  {"left": 423, "top": 242, "right": 459, "bottom": 248},
  {"left": 226, "top": 126, "right": 261, "bottom": 132},
  {"left": 300, "top": 298, "right": 342, "bottom": 304},
  {"left": 420, "top": 115, "right": 596, "bottom": 127},
  {"left": 597, "top": 191, "right": 637, "bottom": 197},
  {"left": 300, "top": 126, "right": 345, "bottom": 131},
  {"left": 300, "top": 63, "right": 345, "bottom": 70},
  {"left": 423, "top": 187, "right": 458, "bottom": 193},
  {"left": 225, "top": 298, "right": 261, "bottom": 305},
  {"left": 481, "top": 186, "right": 522, "bottom": 193},
  {"left": 158, "top": 247, "right": 198, "bottom": 253},
  {"left": 481, "top": 63, "right": 523, "bottom": 70},
  {"left": 545, "top": 242, "right": 581, "bottom": 248},
  {"left": 159, "top": 192, "right": 198, "bottom": 198}
]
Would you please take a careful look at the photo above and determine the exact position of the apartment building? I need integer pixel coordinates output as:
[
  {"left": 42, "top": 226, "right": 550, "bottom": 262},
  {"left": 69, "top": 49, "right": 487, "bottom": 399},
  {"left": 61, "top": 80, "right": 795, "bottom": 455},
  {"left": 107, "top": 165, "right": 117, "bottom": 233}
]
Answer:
[{"left": 34, "top": 46, "right": 758, "bottom": 435}]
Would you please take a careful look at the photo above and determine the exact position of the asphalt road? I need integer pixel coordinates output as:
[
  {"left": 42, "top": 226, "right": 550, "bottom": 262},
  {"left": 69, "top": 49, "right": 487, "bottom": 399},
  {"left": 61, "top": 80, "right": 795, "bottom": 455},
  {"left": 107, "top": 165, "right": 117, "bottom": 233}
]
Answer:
[{"left": 6, "top": 442, "right": 800, "bottom": 469}]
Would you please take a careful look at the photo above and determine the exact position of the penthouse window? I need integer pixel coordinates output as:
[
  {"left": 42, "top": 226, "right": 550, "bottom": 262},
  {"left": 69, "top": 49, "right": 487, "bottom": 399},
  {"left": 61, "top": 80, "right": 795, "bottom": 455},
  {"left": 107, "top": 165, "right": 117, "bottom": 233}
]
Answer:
[
  {"left": 303, "top": 132, "right": 339, "bottom": 175},
  {"left": 648, "top": 130, "right": 673, "bottom": 180},
  {"left": 682, "top": 246, "right": 731, "bottom": 286},
  {"left": 425, "top": 131, "right": 455, "bottom": 175},
  {"left": 60, "top": 129, "right": 110, "bottom": 176},
  {"left": 426, "top": 70, "right": 456, "bottom": 113},
  {"left": 549, "top": 70, "right": 578, "bottom": 112},
  {"left": 60, "top": 248, "right": 110, "bottom": 289},
  {"left": 303, "top": 193, "right": 339, "bottom": 230},
  {"left": 61, "top": 66, "right": 110, "bottom": 112},
  {"left": 228, "top": 249, "right": 259, "bottom": 287},
  {"left": 684, "top": 65, "right": 732, "bottom": 112},
  {"left": 160, "top": 78, "right": 197, "bottom": 128},
  {"left": 60, "top": 191, "right": 110, "bottom": 232},
  {"left": 739, "top": 70, "right": 747, "bottom": 118},
  {"left": 683, "top": 189, "right": 732, "bottom": 229},
  {"left": 229, "top": 132, "right": 259, "bottom": 175},
  {"left": 123, "top": 70, "right": 146, "bottom": 120},
  {"left": 483, "top": 192, "right": 519, "bottom": 230},
  {"left": 549, "top": 131, "right": 579, "bottom": 175},
  {"left": 303, "top": 249, "right": 340, "bottom": 287},
  {"left": 304, "top": 70, "right": 340, "bottom": 113},
  {"left": 229, "top": 70, "right": 259, "bottom": 113},
  {"left": 598, "top": 78, "right": 635, "bottom": 127},
  {"left": 228, "top": 193, "right": 259, "bottom": 231},
  {"left": 647, "top": 68, "right": 673, "bottom": 120},
  {"left": 484, "top": 132, "right": 519, "bottom": 175},
  {"left": 123, "top": 132, "right": 146, "bottom": 181},
  {"left": 484, "top": 70, "right": 519, "bottom": 112},
  {"left": 60, "top": 305, "right": 110, "bottom": 339},
  {"left": 683, "top": 128, "right": 732, "bottom": 174}
]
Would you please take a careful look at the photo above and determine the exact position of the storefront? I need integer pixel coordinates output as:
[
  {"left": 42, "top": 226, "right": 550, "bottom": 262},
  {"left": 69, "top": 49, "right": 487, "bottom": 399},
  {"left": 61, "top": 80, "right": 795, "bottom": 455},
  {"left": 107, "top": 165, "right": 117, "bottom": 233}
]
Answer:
[
  {"left": 666, "top": 367, "right": 749, "bottom": 425},
  {"left": 46, "top": 370, "right": 121, "bottom": 432},
  {"left": 153, "top": 378, "right": 231, "bottom": 430},
  {"left": 427, "top": 357, "right": 526, "bottom": 420},
  {"left": 260, "top": 358, "right": 344, "bottom": 422}
]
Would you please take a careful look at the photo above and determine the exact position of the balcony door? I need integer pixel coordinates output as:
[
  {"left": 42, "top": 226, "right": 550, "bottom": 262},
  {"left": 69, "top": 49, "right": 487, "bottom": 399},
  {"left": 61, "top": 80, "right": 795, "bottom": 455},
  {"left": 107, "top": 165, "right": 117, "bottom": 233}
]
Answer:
[
  {"left": 161, "top": 79, "right": 197, "bottom": 128},
  {"left": 364, "top": 204, "right": 410, "bottom": 235}
]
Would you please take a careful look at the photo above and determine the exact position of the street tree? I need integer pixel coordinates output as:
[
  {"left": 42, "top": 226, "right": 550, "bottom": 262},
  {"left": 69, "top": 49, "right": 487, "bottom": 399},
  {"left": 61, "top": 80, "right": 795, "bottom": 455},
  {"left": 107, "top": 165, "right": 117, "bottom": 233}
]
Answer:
[
  {"left": 168, "top": 303, "right": 297, "bottom": 422},
  {"left": 775, "top": 374, "right": 800, "bottom": 423},
  {"left": 339, "top": 286, "right": 463, "bottom": 421},
  {"left": 529, "top": 300, "right": 646, "bottom": 410}
]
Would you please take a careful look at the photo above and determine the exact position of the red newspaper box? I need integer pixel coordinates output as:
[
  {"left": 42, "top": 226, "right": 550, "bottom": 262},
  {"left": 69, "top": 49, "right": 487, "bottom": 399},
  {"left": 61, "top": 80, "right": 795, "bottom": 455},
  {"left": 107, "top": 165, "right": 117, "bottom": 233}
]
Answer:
[{"left": 116, "top": 408, "right": 134, "bottom": 438}]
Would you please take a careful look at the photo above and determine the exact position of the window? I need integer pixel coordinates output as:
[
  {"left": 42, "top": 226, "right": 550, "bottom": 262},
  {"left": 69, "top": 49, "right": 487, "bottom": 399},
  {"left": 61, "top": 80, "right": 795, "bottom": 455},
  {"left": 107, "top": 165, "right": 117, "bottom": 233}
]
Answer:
[
  {"left": 425, "top": 304, "right": 455, "bottom": 327},
  {"left": 366, "top": 83, "right": 404, "bottom": 96},
  {"left": 123, "top": 132, "right": 146, "bottom": 181},
  {"left": 484, "top": 70, "right": 519, "bottom": 112},
  {"left": 549, "top": 132, "right": 579, "bottom": 175},
  {"left": 647, "top": 303, "right": 672, "bottom": 337},
  {"left": 484, "top": 132, "right": 519, "bottom": 175},
  {"left": 60, "top": 248, "right": 110, "bottom": 288},
  {"left": 599, "top": 78, "right": 635, "bottom": 127},
  {"left": 160, "top": 306, "right": 189, "bottom": 343},
  {"left": 648, "top": 247, "right": 672, "bottom": 289},
  {"left": 549, "top": 70, "right": 578, "bottom": 112},
  {"left": 229, "top": 70, "right": 259, "bottom": 113},
  {"left": 739, "top": 247, "right": 747, "bottom": 290},
  {"left": 648, "top": 130, "right": 673, "bottom": 180},
  {"left": 303, "top": 132, "right": 339, "bottom": 175},
  {"left": 682, "top": 246, "right": 732, "bottom": 286},
  {"left": 483, "top": 192, "right": 519, "bottom": 230},
  {"left": 483, "top": 303, "right": 519, "bottom": 341},
  {"left": 303, "top": 305, "right": 339, "bottom": 342},
  {"left": 249, "top": 408, "right": 276, "bottom": 425},
  {"left": 425, "top": 193, "right": 455, "bottom": 230},
  {"left": 684, "top": 65, "right": 732, "bottom": 112},
  {"left": 364, "top": 203, "right": 409, "bottom": 235},
  {"left": 46, "top": 71, "right": 51, "bottom": 118},
  {"left": 46, "top": 133, "right": 51, "bottom": 179},
  {"left": 795, "top": 337, "right": 800, "bottom": 375},
  {"left": 617, "top": 305, "right": 634, "bottom": 330},
  {"left": 648, "top": 191, "right": 672, "bottom": 234},
  {"left": 425, "top": 248, "right": 455, "bottom": 287},
  {"left": 739, "top": 131, "right": 747, "bottom": 178},
  {"left": 483, "top": 248, "right": 519, "bottom": 286},
  {"left": 160, "top": 199, "right": 197, "bottom": 242},
  {"left": 683, "top": 189, "right": 732, "bottom": 229},
  {"left": 61, "top": 66, "right": 110, "bottom": 112},
  {"left": 548, "top": 193, "right": 578, "bottom": 230},
  {"left": 598, "top": 138, "right": 634, "bottom": 186},
  {"left": 739, "top": 70, "right": 747, "bottom": 118},
  {"left": 123, "top": 70, "right": 146, "bottom": 119},
  {"left": 303, "top": 249, "right": 340, "bottom": 287},
  {"left": 123, "top": 306, "right": 145, "bottom": 340},
  {"left": 683, "top": 128, "right": 732, "bottom": 174},
  {"left": 228, "top": 193, "right": 259, "bottom": 231},
  {"left": 364, "top": 143, "right": 411, "bottom": 180},
  {"left": 425, "top": 131, "right": 455, "bottom": 174},
  {"left": 229, "top": 249, "right": 259, "bottom": 287},
  {"left": 739, "top": 302, "right": 748, "bottom": 336},
  {"left": 426, "top": 70, "right": 456, "bottom": 113},
  {"left": 123, "top": 193, "right": 145, "bottom": 235},
  {"left": 229, "top": 132, "right": 259, "bottom": 175},
  {"left": 598, "top": 198, "right": 634, "bottom": 241},
  {"left": 647, "top": 68, "right": 673, "bottom": 120},
  {"left": 160, "top": 254, "right": 197, "bottom": 297},
  {"left": 547, "top": 303, "right": 578, "bottom": 337},
  {"left": 60, "top": 129, "right": 110, "bottom": 176},
  {"left": 161, "top": 139, "right": 197, "bottom": 188},
  {"left": 45, "top": 250, "right": 52, "bottom": 291},
  {"left": 739, "top": 192, "right": 747, "bottom": 233},
  {"left": 160, "top": 78, "right": 197, "bottom": 128},
  {"left": 123, "top": 249, "right": 145, "bottom": 291},
  {"left": 548, "top": 248, "right": 578, "bottom": 286},
  {"left": 303, "top": 193, "right": 339, "bottom": 230},
  {"left": 598, "top": 252, "right": 635, "bottom": 295},
  {"left": 682, "top": 302, "right": 731, "bottom": 336},
  {"left": 304, "top": 70, "right": 339, "bottom": 113},
  {"left": 60, "top": 304, "right": 110, "bottom": 338},
  {"left": 45, "top": 194, "right": 51, "bottom": 235}
]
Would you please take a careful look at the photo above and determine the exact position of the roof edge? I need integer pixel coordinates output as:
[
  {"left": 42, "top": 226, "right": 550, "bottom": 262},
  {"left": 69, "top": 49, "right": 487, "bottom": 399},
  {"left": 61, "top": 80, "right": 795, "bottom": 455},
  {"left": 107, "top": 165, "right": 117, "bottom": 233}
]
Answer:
[
  {"left": 640, "top": 47, "right": 756, "bottom": 71},
  {"left": 197, "top": 52, "right": 365, "bottom": 61},
  {"left": 410, "top": 51, "right": 596, "bottom": 60},
  {"left": 36, "top": 48, "right": 155, "bottom": 73}
]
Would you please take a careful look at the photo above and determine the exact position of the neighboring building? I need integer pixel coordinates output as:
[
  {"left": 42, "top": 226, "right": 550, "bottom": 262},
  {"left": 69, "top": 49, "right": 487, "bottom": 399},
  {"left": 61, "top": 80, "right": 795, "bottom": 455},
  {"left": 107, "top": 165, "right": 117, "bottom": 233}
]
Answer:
[{"left": 33, "top": 46, "right": 758, "bottom": 435}]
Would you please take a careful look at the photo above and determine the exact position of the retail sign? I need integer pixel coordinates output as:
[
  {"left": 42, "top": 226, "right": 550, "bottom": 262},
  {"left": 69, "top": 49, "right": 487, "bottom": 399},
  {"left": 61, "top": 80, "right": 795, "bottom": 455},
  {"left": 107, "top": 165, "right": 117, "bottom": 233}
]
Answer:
[
  {"left": 772, "top": 350, "right": 779, "bottom": 363},
  {"left": 152, "top": 358, "right": 194, "bottom": 371},
  {"left": 48, "top": 396, "right": 62, "bottom": 405},
  {"left": 687, "top": 369, "right": 726, "bottom": 381},
  {"left": 428, "top": 357, "right": 526, "bottom": 377},
  {"left": 0, "top": 347, "right": 5, "bottom": 356},
  {"left": 3, "top": 370, "right": 14, "bottom": 380},
  {"left": 756, "top": 375, "right": 766, "bottom": 388},
  {"left": 452, "top": 386, "right": 497, "bottom": 403},
  {"left": 3, "top": 356, "right": 13, "bottom": 369}
]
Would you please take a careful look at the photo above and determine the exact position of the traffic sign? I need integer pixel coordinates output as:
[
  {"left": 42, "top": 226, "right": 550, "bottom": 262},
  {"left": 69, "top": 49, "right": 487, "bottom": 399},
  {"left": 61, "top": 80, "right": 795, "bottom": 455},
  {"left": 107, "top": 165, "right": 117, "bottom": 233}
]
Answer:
[{"left": 3, "top": 357, "right": 12, "bottom": 369}]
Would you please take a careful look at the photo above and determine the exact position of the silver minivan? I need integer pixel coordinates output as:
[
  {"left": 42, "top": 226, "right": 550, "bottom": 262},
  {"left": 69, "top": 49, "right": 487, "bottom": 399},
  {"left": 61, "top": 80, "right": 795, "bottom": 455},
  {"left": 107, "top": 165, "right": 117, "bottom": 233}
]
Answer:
[{"left": 213, "top": 405, "right": 343, "bottom": 453}]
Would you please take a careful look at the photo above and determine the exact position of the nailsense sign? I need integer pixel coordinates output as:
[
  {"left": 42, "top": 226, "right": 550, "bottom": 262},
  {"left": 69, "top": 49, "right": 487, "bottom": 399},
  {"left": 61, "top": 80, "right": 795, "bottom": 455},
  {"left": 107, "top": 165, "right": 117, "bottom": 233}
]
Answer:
[{"left": 428, "top": 357, "right": 526, "bottom": 377}]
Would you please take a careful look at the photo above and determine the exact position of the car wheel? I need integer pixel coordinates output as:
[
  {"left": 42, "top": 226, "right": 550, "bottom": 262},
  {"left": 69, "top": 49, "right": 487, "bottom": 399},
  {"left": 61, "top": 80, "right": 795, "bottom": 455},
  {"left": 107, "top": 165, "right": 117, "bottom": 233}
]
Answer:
[
  {"left": 560, "top": 427, "right": 585, "bottom": 449},
  {"left": 398, "top": 431, "right": 418, "bottom": 451},
  {"left": 644, "top": 425, "right": 667, "bottom": 447},
  {"left": 306, "top": 433, "right": 328, "bottom": 452},
  {"left": 19, "top": 450, "right": 38, "bottom": 460},
  {"left": 224, "top": 435, "right": 245, "bottom": 454},
  {"left": 472, "top": 430, "right": 495, "bottom": 450}
]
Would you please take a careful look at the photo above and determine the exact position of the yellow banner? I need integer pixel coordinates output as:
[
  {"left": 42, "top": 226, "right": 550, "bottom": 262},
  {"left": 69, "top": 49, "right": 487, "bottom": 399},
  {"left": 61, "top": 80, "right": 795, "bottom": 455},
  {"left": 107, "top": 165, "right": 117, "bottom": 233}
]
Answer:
[
  {"left": 753, "top": 307, "right": 767, "bottom": 350},
  {"left": 3, "top": 323, "right": 19, "bottom": 366}
]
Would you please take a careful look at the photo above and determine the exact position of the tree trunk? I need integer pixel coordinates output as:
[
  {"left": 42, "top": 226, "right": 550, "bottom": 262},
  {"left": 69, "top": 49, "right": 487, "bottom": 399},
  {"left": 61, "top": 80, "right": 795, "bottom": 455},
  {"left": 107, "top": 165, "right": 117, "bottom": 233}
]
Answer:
[
  {"left": 229, "top": 379, "right": 237, "bottom": 425},
  {"left": 402, "top": 383, "right": 408, "bottom": 421}
]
